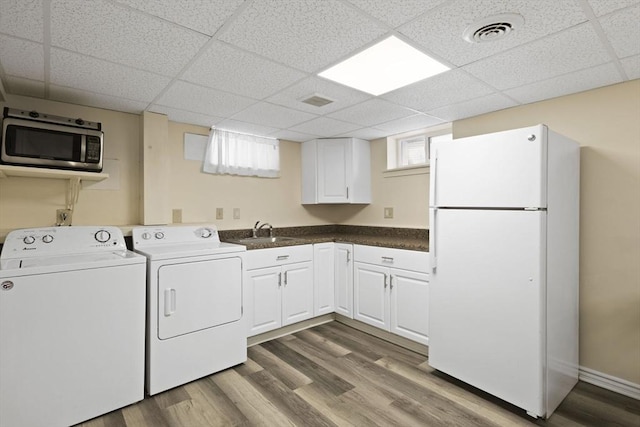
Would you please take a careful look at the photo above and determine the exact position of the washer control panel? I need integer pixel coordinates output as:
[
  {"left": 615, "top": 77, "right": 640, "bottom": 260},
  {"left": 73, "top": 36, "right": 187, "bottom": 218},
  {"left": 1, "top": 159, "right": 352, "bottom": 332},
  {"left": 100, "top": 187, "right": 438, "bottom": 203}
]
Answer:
[
  {"left": 132, "top": 225, "right": 220, "bottom": 248},
  {"left": 1, "top": 226, "right": 126, "bottom": 260}
]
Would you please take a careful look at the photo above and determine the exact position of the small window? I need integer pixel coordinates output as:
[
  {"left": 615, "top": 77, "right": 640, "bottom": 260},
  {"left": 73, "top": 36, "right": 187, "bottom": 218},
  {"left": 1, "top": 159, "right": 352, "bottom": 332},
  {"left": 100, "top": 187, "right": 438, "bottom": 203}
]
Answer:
[{"left": 386, "top": 124, "right": 452, "bottom": 170}]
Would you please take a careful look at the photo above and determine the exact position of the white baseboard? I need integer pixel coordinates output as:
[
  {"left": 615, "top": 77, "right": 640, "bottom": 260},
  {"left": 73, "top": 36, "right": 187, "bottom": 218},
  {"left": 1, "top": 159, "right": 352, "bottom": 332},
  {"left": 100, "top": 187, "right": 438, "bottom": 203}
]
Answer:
[{"left": 579, "top": 366, "right": 640, "bottom": 400}]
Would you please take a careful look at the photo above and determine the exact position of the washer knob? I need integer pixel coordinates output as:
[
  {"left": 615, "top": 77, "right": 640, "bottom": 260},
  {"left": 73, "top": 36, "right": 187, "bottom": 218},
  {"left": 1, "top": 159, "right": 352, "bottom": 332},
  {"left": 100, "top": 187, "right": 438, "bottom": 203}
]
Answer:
[
  {"left": 95, "top": 230, "right": 111, "bottom": 243},
  {"left": 141, "top": 232, "right": 151, "bottom": 240},
  {"left": 42, "top": 235, "right": 54, "bottom": 243},
  {"left": 199, "top": 228, "right": 212, "bottom": 238},
  {"left": 155, "top": 232, "right": 165, "bottom": 240},
  {"left": 23, "top": 236, "right": 36, "bottom": 245}
]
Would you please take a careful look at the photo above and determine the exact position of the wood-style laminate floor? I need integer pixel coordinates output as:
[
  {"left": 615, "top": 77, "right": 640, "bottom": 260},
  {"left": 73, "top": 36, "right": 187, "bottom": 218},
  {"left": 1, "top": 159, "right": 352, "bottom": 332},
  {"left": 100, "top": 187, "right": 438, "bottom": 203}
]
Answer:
[{"left": 77, "top": 321, "right": 639, "bottom": 427}]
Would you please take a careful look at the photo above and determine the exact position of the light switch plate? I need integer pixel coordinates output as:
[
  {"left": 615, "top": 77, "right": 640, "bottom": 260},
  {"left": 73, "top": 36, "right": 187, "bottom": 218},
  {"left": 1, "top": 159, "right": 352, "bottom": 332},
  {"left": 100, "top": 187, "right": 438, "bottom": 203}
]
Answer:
[
  {"left": 216, "top": 207, "right": 224, "bottom": 220},
  {"left": 384, "top": 207, "right": 394, "bottom": 219},
  {"left": 172, "top": 209, "right": 182, "bottom": 223},
  {"left": 233, "top": 208, "right": 241, "bottom": 219}
]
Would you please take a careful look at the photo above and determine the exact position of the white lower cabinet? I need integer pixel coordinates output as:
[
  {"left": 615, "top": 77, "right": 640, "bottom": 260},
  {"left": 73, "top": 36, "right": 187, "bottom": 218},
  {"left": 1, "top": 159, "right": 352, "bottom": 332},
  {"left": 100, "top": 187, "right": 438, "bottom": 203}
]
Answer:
[
  {"left": 313, "top": 243, "right": 335, "bottom": 316},
  {"left": 334, "top": 243, "right": 354, "bottom": 318},
  {"left": 244, "top": 245, "right": 314, "bottom": 337},
  {"left": 353, "top": 245, "right": 429, "bottom": 345}
]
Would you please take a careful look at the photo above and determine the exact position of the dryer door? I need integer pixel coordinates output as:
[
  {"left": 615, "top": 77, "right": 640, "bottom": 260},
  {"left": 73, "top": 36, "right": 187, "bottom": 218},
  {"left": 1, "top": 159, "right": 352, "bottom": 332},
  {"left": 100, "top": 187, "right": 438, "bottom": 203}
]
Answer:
[{"left": 157, "top": 257, "right": 242, "bottom": 340}]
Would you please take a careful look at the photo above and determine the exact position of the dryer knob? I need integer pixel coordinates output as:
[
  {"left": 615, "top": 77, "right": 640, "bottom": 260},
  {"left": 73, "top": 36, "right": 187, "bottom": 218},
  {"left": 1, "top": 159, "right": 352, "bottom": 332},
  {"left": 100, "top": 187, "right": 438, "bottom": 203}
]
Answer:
[
  {"left": 23, "top": 236, "right": 36, "bottom": 245},
  {"left": 95, "top": 230, "right": 111, "bottom": 243},
  {"left": 141, "top": 232, "right": 151, "bottom": 240},
  {"left": 155, "top": 232, "right": 165, "bottom": 240},
  {"left": 199, "top": 228, "right": 212, "bottom": 238},
  {"left": 42, "top": 235, "right": 54, "bottom": 244}
]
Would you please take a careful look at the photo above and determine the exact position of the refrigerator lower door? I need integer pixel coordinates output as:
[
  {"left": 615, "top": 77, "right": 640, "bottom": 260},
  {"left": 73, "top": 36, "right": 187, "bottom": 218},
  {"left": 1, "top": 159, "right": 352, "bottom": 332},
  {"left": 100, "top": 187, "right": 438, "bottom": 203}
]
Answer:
[{"left": 429, "top": 209, "right": 546, "bottom": 417}]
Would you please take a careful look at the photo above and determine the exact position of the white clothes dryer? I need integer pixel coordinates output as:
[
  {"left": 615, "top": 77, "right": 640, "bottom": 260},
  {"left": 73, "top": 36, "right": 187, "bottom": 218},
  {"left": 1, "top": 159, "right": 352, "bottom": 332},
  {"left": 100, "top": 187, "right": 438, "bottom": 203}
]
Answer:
[
  {"left": 132, "top": 225, "right": 246, "bottom": 395},
  {"left": 0, "top": 226, "right": 146, "bottom": 427}
]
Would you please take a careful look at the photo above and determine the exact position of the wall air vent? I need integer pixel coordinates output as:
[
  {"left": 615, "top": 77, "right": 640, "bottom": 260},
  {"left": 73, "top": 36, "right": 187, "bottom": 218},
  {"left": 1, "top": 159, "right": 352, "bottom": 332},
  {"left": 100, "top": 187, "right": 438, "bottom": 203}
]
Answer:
[
  {"left": 300, "top": 94, "right": 334, "bottom": 107},
  {"left": 462, "top": 13, "right": 524, "bottom": 43}
]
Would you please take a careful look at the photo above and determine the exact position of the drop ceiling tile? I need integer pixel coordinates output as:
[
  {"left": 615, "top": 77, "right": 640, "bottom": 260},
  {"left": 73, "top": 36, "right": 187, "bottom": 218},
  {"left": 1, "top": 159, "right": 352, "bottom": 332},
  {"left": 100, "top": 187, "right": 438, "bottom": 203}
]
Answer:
[
  {"left": 230, "top": 102, "right": 317, "bottom": 129},
  {"left": 113, "top": 0, "right": 245, "bottom": 35},
  {"left": 399, "top": 0, "right": 587, "bottom": 66},
  {"left": 621, "top": 54, "right": 640, "bottom": 79},
  {"left": 288, "top": 117, "right": 362, "bottom": 137},
  {"left": 504, "top": 63, "right": 623, "bottom": 104},
  {"left": 327, "top": 99, "right": 416, "bottom": 127},
  {"left": 218, "top": 0, "right": 387, "bottom": 72},
  {"left": 4, "top": 76, "right": 44, "bottom": 98},
  {"left": 0, "top": 35, "right": 43, "bottom": 80},
  {"left": 586, "top": 0, "right": 639, "bottom": 16},
  {"left": 269, "top": 129, "right": 321, "bottom": 143},
  {"left": 50, "top": 48, "right": 171, "bottom": 102},
  {"left": 215, "top": 119, "right": 280, "bottom": 137},
  {"left": 148, "top": 105, "right": 224, "bottom": 128},
  {"left": 463, "top": 23, "right": 610, "bottom": 90},
  {"left": 182, "top": 41, "right": 306, "bottom": 99},
  {"left": 0, "top": 0, "right": 43, "bottom": 42},
  {"left": 375, "top": 114, "right": 445, "bottom": 134},
  {"left": 346, "top": 0, "right": 447, "bottom": 28},
  {"left": 266, "top": 77, "right": 372, "bottom": 114},
  {"left": 426, "top": 93, "right": 518, "bottom": 122},
  {"left": 381, "top": 69, "right": 493, "bottom": 112},
  {"left": 50, "top": 0, "right": 209, "bottom": 76},
  {"left": 335, "top": 127, "right": 390, "bottom": 140},
  {"left": 155, "top": 81, "right": 256, "bottom": 118},
  {"left": 49, "top": 85, "right": 150, "bottom": 113},
  {"left": 598, "top": 4, "right": 640, "bottom": 58}
]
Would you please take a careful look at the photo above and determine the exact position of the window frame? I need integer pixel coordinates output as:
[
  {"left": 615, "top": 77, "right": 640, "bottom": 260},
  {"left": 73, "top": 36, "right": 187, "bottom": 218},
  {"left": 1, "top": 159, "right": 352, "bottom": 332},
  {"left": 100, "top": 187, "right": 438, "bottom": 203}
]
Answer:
[{"left": 386, "top": 123, "right": 452, "bottom": 172}]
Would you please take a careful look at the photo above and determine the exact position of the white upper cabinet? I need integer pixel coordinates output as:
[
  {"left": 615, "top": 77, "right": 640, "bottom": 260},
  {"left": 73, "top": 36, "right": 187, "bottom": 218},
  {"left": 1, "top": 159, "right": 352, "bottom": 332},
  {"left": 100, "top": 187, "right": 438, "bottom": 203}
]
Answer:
[{"left": 301, "top": 138, "right": 371, "bottom": 204}]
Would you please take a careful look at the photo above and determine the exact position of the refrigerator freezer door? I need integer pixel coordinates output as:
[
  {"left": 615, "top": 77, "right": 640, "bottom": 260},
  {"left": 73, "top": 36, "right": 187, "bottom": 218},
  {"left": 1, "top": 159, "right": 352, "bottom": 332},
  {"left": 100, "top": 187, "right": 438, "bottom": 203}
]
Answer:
[
  {"left": 430, "top": 125, "right": 547, "bottom": 209},
  {"left": 429, "top": 209, "right": 546, "bottom": 417}
]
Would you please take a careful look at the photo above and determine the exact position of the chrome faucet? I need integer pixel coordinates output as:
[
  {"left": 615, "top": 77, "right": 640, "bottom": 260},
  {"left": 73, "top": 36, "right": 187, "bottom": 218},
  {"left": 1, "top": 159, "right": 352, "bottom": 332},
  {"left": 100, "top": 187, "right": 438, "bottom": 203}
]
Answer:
[{"left": 253, "top": 221, "right": 274, "bottom": 238}]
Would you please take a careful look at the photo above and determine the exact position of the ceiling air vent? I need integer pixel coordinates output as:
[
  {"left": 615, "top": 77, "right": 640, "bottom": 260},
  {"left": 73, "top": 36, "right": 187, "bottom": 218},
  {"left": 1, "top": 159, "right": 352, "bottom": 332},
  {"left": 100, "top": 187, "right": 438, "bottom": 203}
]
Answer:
[
  {"left": 462, "top": 13, "right": 524, "bottom": 43},
  {"left": 300, "top": 94, "right": 334, "bottom": 107}
]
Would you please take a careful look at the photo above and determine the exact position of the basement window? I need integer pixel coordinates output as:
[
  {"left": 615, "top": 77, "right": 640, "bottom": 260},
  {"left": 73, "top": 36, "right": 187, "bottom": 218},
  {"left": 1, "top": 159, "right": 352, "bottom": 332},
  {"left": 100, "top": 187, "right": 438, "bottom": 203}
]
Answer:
[{"left": 386, "top": 124, "right": 452, "bottom": 171}]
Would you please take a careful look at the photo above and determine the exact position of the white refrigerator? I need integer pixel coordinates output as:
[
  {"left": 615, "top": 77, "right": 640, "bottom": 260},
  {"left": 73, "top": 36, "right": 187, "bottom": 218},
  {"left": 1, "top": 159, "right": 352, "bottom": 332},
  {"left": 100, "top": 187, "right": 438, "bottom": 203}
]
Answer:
[{"left": 428, "top": 124, "right": 580, "bottom": 418}]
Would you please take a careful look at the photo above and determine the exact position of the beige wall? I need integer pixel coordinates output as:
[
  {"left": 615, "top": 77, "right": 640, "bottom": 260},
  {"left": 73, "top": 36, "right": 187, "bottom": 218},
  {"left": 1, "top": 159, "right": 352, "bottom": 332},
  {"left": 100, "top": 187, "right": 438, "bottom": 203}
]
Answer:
[
  {"left": 453, "top": 80, "right": 640, "bottom": 385},
  {"left": 0, "top": 96, "right": 141, "bottom": 234}
]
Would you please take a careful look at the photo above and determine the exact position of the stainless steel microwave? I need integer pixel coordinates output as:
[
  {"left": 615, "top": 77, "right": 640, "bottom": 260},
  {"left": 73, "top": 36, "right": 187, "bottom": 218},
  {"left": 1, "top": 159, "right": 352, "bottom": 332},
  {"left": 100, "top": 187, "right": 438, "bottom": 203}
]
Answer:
[{"left": 1, "top": 107, "right": 103, "bottom": 172}]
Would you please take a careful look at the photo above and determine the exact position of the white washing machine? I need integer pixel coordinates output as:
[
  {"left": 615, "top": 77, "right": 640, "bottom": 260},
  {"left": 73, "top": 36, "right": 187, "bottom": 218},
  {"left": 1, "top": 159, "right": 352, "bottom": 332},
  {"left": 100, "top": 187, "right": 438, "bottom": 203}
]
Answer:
[
  {"left": 0, "top": 226, "right": 146, "bottom": 427},
  {"left": 132, "top": 224, "right": 247, "bottom": 395}
]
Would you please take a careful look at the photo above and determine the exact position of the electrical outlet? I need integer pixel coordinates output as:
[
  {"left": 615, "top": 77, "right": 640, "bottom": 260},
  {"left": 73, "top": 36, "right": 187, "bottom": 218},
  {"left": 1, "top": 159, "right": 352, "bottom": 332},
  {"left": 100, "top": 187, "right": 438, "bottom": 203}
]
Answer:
[
  {"left": 216, "top": 207, "right": 224, "bottom": 220},
  {"left": 233, "top": 208, "right": 241, "bottom": 219},
  {"left": 172, "top": 209, "right": 182, "bottom": 223},
  {"left": 384, "top": 207, "right": 394, "bottom": 219},
  {"left": 56, "top": 209, "right": 73, "bottom": 226}
]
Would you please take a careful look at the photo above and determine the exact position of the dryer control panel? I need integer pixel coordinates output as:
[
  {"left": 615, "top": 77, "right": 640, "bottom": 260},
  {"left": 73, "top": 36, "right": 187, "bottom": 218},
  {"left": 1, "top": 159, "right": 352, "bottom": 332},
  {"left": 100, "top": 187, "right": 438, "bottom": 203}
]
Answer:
[
  {"left": 0, "top": 226, "right": 126, "bottom": 260},
  {"left": 132, "top": 225, "right": 220, "bottom": 248}
]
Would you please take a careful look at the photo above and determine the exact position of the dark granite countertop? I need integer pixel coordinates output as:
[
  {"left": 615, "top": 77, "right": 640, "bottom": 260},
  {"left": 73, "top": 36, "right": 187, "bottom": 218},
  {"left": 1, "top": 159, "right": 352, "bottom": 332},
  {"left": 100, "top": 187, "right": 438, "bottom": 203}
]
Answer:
[{"left": 219, "top": 225, "right": 428, "bottom": 252}]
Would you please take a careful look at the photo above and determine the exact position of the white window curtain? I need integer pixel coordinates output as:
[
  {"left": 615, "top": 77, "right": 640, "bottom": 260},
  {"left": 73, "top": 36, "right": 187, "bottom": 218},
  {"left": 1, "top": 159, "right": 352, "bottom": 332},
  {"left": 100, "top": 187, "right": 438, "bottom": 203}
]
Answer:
[{"left": 203, "top": 128, "right": 280, "bottom": 178}]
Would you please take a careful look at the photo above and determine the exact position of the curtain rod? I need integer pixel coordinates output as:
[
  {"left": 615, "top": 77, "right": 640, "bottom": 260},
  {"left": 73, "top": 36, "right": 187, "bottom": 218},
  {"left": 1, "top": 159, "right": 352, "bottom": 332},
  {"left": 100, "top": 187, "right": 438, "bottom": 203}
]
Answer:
[{"left": 211, "top": 127, "right": 279, "bottom": 141}]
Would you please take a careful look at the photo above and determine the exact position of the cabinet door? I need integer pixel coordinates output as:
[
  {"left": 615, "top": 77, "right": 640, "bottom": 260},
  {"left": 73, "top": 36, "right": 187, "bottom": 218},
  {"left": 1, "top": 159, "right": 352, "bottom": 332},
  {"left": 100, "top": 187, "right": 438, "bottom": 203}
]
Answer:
[
  {"left": 245, "top": 266, "right": 282, "bottom": 337},
  {"left": 282, "top": 261, "right": 314, "bottom": 326},
  {"left": 313, "top": 243, "right": 335, "bottom": 316},
  {"left": 334, "top": 243, "right": 353, "bottom": 318},
  {"left": 389, "top": 269, "right": 429, "bottom": 345},
  {"left": 353, "top": 262, "right": 389, "bottom": 330},
  {"left": 317, "top": 138, "right": 350, "bottom": 203}
]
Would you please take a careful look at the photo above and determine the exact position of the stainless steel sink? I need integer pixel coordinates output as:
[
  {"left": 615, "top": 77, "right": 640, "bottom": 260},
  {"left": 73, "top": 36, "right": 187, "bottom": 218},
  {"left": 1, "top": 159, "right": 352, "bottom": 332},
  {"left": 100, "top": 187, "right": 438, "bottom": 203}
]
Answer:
[{"left": 229, "top": 236, "right": 300, "bottom": 245}]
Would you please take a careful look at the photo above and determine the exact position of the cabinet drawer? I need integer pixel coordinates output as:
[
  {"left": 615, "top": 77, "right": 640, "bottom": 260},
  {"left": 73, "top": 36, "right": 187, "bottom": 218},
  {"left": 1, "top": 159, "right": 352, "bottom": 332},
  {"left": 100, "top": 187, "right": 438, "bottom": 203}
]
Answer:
[
  {"left": 244, "top": 245, "right": 313, "bottom": 270},
  {"left": 353, "top": 244, "right": 429, "bottom": 273}
]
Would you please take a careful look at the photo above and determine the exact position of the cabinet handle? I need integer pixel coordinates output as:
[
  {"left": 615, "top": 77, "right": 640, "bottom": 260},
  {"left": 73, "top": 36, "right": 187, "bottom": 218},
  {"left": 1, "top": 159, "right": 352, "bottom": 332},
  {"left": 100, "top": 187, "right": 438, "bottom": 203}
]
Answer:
[
  {"left": 384, "top": 273, "right": 388, "bottom": 288},
  {"left": 346, "top": 186, "right": 349, "bottom": 199},
  {"left": 381, "top": 256, "right": 394, "bottom": 263},
  {"left": 278, "top": 272, "right": 282, "bottom": 287},
  {"left": 390, "top": 274, "right": 394, "bottom": 290},
  {"left": 284, "top": 270, "right": 288, "bottom": 285},
  {"left": 276, "top": 255, "right": 289, "bottom": 261},
  {"left": 346, "top": 249, "right": 351, "bottom": 263}
]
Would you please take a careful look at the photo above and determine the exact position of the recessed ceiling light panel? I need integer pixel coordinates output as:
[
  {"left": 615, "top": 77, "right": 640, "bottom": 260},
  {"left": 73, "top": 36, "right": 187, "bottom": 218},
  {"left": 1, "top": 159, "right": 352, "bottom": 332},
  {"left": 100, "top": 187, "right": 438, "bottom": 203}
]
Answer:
[{"left": 318, "top": 36, "right": 450, "bottom": 96}]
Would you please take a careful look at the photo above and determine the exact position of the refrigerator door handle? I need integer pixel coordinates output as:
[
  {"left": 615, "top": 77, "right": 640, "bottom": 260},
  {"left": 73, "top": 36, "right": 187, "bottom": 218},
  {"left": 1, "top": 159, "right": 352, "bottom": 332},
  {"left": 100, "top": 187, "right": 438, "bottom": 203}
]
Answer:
[
  {"left": 431, "top": 150, "right": 438, "bottom": 206},
  {"left": 429, "top": 208, "right": 437, "bottom": 271}
]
